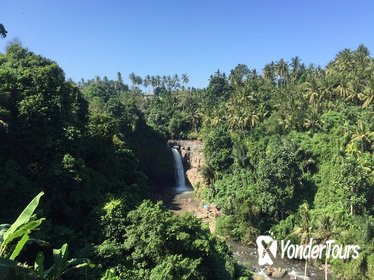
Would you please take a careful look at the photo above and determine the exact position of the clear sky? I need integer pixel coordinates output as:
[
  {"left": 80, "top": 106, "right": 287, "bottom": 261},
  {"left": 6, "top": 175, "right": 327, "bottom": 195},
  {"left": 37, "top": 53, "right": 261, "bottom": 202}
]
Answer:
[{"left": 1, "top": 0, "right": 374, "bottom": 88}]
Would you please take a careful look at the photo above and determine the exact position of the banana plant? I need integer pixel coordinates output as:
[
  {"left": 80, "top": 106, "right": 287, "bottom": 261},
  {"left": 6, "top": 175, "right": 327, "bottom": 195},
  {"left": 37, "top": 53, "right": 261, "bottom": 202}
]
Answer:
[
  {"left": 33, "top": 243, "right": 93, "bottom": 280},
  {"left": 0, "top": 192, "right": 45, "bottom": 279},
  {"left": 0, "top": 192, "right": 45, "bottom": 259},
  {"left": 0, "top": 192, "right": 94, "bottom": 279}
]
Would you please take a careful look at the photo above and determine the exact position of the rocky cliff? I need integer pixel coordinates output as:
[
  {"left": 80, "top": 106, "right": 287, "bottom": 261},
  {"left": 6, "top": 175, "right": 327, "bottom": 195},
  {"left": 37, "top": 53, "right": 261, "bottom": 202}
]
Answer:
[{"left": 168, "top": 140, "right": 205, "bottom": 189}]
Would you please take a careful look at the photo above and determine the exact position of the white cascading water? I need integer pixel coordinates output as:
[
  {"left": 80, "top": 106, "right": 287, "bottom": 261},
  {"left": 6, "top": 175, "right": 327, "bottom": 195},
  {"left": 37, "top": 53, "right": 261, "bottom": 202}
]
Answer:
[{"left": 171, "top": 148, "right": 190, "bottom": 192}]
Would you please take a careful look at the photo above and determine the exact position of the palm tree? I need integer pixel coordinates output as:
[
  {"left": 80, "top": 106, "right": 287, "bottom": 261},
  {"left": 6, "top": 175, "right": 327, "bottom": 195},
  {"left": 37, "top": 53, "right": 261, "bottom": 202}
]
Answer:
[
  {"left": 129, "top": 72, "right": 136, "bottom": 85},
  {"left": 0, "top": 23, "right": 7, "bottom": 38},
  {"left": 173, "top": 74, "right": 179, "bottom": 87},
  {"left": 343, "top": 75, "right": 364, "bottom": 105},
  {"left": 150, "top": 76, "right": 158, "bottom": 89},
  {"left": 250, "top": 68, "right": 258, "bottom": 78},
  {"left": 305, "top": 79, "right": 321, "bottom": 104},
  {"left": 229, "top": 64, "right": 250, "bottom": 88},
  {"left": 354, "top": 44, "right": 370, "bottom": 70},
  {"left": 335, "top": 49, "right": 353, "bottom": 72},
  {"left": 245, "top": 106, "right": 260, "bottom": 129},
  {"left": 143, "top": 74, "right": 152, "bottom": 92},
  {"left": 350, "top": 120, "right": 373, "bottom": 153},
  {"left": 313, "top": 211, "right": 337, "bottom": 280},
  {"left": 262, "top": 62, "right": 275, "bottom": 83},
  {"left": 288, "top": 203, "right": 313, "bottom": 279},
  {"left": 335, "top": 78, "right": 352, "bottom": 98},
  {"left": 362, "top": 78, "right": 374, "bottom": 108},
  {"left": 319, "top": 77, "right": 333, "bottom": 102},
  {"left": 177, "top": 91, "right": 201, "bottom": 132},
  {"left": 313, "top": 202, "right": 355, "bottom": 280},
  {"left": 290, "top": 56, "right": 301, "bottom": 82},
  {"left": 276, "top": 59, "right": 289, "bottom": 87},
  {"left": 304, "top": 107, "right": 322, "bottom": 134},
  {"left": 181, "top": 73, "right": 189, "bottom": 86},
  {"left": 225, "top": 88, "right": 260, "bottom": 131},
  {"left": 155, "top": 75, "right": 162, "bottom": 88},
  {"left": 129, "top": 72, "right": 142, "bottom": 88},
  {"left": 276, "top": 59, "right": 289, "bottom": 78}
]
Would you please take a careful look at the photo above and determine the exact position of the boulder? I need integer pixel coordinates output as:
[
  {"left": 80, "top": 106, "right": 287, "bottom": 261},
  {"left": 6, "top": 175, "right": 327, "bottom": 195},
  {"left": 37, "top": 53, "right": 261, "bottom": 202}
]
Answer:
[{"left": 272, "top": 268, "right": 287, "bottom": 279}]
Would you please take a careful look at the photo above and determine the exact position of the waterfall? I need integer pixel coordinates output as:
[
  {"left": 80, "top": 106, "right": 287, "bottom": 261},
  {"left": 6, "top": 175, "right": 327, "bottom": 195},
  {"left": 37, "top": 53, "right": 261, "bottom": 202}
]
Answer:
[{"left": 171, "top": 148, "right": 191, "bottom": 192}]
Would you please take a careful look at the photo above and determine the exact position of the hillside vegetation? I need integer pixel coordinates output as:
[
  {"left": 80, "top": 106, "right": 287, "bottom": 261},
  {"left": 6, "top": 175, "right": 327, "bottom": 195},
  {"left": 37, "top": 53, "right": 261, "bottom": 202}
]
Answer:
[{"left": 0, "top": 42, "right": 373, "bottom": 279}]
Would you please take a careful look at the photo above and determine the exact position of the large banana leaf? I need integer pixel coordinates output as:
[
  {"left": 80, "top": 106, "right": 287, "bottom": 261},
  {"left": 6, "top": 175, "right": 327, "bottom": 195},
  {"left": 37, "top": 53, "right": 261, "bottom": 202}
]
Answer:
[
  {"left": 0, "top": 192, "right": 44, "bottom": 258},
  {"left": 41, "top": 243, "right": 93, "bottom": 279},
  {"left": 9, "top": 233, "right": 29, "bottom": 261},
  {"left": 3, "top": 192, "right": 44, "bottom": 242},
  {"left": 3, "top": 219, "right": 45, "bottom": 247}
]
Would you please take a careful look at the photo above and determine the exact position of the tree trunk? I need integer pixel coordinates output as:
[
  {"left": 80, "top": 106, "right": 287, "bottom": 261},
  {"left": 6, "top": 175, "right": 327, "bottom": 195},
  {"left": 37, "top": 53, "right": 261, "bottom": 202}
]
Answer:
[
  {"left": 304, "top": 258, "right": 308, "bottom": 279},
  {"left": 325, "top": 256, "right": 328, "bottom": 280}
]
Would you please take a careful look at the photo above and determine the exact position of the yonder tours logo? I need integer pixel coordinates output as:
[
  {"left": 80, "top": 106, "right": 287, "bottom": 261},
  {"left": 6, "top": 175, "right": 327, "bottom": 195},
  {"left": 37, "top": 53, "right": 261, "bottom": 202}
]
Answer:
[{"left": 256, "top": 235, "right": 360, "bottom": 265}]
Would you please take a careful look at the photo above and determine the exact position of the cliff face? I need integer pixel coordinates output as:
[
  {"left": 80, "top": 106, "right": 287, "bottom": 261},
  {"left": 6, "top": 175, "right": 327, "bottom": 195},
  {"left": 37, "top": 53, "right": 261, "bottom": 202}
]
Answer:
[{"left": 168, "top": 140, "right": 205, "bottom": 189}]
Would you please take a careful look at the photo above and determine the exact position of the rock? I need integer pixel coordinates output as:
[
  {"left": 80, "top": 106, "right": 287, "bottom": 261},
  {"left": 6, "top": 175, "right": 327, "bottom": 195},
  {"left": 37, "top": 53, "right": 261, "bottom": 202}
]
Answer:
[
  {"left": 186, "top": 168, "right": 205, "bottom": 188},
  {"left": 272, "top": 268, "right": 286, "bottom": 279},
  {"left": 265, "top": 266, "right": 274, "bottom": 276},
  {"left": 168, "top": 140, "right": 205, "bottom": 189}
]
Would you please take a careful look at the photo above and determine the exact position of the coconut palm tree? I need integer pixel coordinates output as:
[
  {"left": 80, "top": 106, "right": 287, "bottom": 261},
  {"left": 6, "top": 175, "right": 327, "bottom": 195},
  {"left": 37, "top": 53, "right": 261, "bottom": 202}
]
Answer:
[
  {"left": 276, "top": 59, "right": 289, "bottom": 87},
  {"left": 143, "top": 75, "right": 152, "bottom": 92},
  {"left": 129, "top": 72, "right": 143, "bottom": 88},
  {"left": 276, "top": 59, "right": 289, "bottom": 78},
  {"left": 288, "top": 203, "right": 313, "bottom": 279},
  {"left": 354, "top": 44, "right": 371, "bottom": 70},
  {"left": 181, "top": 73, "right": 189, "bottom": 86},
  {"left": 229, "top": 64, "right": 250, "bottom": 88},
  {"left": 313, "top": 210, "right": 338, "bottom": 280},
  {"left": 361, "top": 78, "right": 374, "bottom": 108},
  {"left": 0, "top": 23, "right": 7, "bottom": 38},
  {"left": 335, "top": 48, "right": 354, "bottom": 73},
  {"left": 319, "top": 77, "right": 333, "bottom": 102},
  {"left": 335, "top": 78, "right": 352, "bottom": 98},
  {"left": 304, "top": 107, "right": 322, "bottom": 134},
  {"left": 350, "top": 120, "right": 373, "bottom": 153},
  {"left": 305, "top": 79, "right": 321, "bottom": 104},
  {"left": 262, "top": 62, "right": 276, "bottom": 83},
  {"left": 313, "top": 202, "right": 354, "bottom": 280},
  {"left": 290, "top": 56, "right": 301, "bottom": 82}
]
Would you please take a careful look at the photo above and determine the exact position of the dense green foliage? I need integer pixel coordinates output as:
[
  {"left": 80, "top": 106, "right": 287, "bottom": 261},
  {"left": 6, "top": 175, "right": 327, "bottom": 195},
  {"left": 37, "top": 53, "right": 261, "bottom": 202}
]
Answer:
[
  {"left": 1, "top": 38, "right": 373, "bottom": 279},
  {"left": 196, "top": 46, "right": 374, "bottom": 279},
  {"left": 130, "top": 45, "right": 374, "bottom": 279},
  {"left": 96, "top": 200, "right": 249, "bottom": 279},
  {"left": 0, "top": 44, "right": 249, "bottom": 279}
]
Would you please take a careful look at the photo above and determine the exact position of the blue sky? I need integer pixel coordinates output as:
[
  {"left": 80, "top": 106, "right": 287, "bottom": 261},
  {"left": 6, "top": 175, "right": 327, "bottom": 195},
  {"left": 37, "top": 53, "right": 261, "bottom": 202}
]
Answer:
[{"left": 1, "top": 0, "right": 374, "bottom": 88}]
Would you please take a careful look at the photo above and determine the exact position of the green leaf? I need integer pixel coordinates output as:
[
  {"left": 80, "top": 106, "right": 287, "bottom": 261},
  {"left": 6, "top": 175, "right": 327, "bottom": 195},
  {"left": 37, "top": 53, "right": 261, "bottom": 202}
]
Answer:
[
  {"left": 34, "top": 251, "right": 44, "bottom": 274},
  {"left": 43, "top": 243, "right": 69, "bottom": 278},
  {"left": 53, "top": 243, "right": 69, "bottom": 268},
  {"left": 60, "top": 258, "right": 94, "bottom": 276},
  {"left": 3, "top": 192, "right": 44, "bottom": 242},
  {"left": 3, "top": 218, "right": 45, "bottom": 248},
  {"left": 28, "top": 238, "right": 50, "bottom": 247},
  {"left": 9, "top": 233, "right": 29, "bottom": 260}
]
